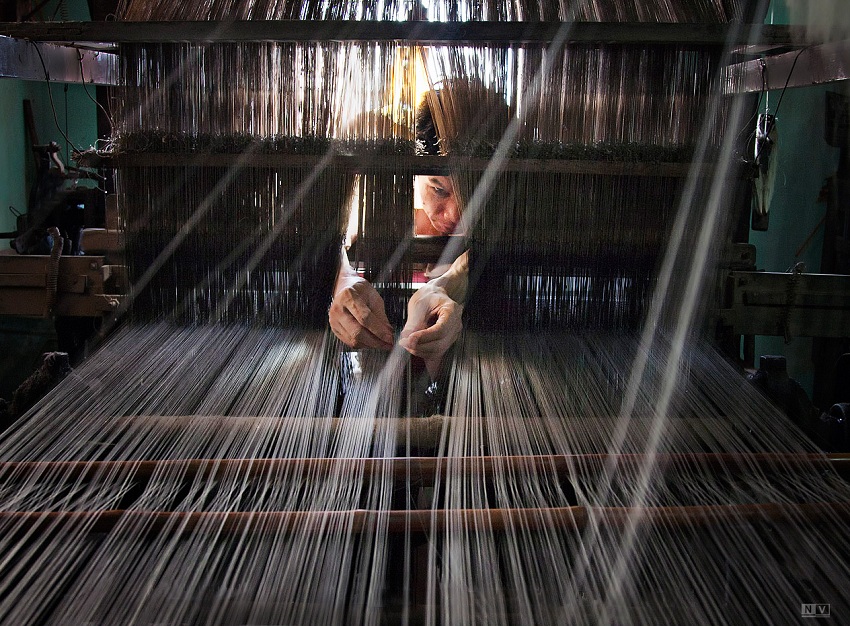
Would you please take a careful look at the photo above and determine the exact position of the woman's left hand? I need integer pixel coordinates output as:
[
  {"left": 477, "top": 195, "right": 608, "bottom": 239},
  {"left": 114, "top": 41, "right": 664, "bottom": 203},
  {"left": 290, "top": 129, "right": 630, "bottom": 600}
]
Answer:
[{"left": 399, "top": 283, "right": 463, "bottom": 378}]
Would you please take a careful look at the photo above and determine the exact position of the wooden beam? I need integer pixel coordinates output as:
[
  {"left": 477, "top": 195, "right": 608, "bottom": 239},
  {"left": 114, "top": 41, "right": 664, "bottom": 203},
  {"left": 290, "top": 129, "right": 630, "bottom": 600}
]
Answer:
[
  {"left": 95, "top": 152, "right": 709, "bottom": 178},
  {"left": 3, "top": 502, "right": 848, "bottom": 537},
  {"left": 0, "top": 289, "right": 50, "bottom": 316},
  {"left": 0, "top": 21, "right": 803, "bottom": 47},
  {"left": 0, "top": 274, "right": 44, "bottom": 288},
  {"left": 721, "top": 271, "right": 850, "bottom": 338},
  {"left": 80, "top": 228, "right": 123, "bottom": 255},
  {"left": 0, "top": 255, "right": 120, "bottom": 318},
  {"left": 0, "top": 255, "right": 105, "bottom": 276},
  {"left": 53, "top": 293, "right": 122, "bottom": 316}
]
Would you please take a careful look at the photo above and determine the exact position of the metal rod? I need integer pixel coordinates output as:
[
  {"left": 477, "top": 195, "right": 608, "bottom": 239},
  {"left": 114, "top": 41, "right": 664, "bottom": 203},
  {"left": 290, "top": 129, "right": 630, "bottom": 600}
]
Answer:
[
  {"left": 727, "top": 40, "right": 850, "bottom": 94},
  {"left": 0, "top": 37, "right": 118, "bottom": 85}
]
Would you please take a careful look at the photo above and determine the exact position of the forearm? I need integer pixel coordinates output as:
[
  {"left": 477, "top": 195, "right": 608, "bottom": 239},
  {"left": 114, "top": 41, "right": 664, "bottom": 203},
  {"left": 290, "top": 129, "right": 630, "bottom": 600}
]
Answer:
[
  {"left": 336, "top": 247, "right": 358, "bottom": 283},
  {"left": 427, "top": 250, "right": 468, "bottom": 304}
]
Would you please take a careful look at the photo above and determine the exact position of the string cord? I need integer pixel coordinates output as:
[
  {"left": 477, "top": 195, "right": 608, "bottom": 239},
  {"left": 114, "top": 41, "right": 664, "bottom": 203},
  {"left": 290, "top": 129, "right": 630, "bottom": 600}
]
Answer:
[{"left": 28, "top": 39, "right": 82, "bottom": 156}]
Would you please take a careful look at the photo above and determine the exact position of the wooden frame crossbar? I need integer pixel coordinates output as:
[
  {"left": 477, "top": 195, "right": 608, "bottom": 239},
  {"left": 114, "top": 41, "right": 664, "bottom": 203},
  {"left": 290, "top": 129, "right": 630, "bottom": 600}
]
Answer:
[
  {"left": 0, "top": 22, "right": 801, "bottom": 46},
  {"left": 2, "top": 503, "right": 848, "bottom": 536}
]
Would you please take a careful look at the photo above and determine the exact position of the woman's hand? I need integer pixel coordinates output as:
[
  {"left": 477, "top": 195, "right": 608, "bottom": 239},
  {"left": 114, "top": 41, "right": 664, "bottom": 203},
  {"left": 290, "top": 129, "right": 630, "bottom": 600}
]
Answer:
[
  {"left": 399, "top": 283, "right": 463, "bottom": 377},
  {"left": 329, "top": 275, "right": 394, "bottom": 350}
]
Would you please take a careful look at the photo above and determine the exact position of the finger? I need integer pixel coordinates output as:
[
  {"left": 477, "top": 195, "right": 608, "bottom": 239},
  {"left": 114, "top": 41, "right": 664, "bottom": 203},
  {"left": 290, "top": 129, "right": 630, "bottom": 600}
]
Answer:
[
  {"left": 401, "top": 325, "right": 454, "bottom": 357},
  {"left": 334, "top": 309, "right": 393, "bottom": 350},
  {"left": 412, "top": 314, "right": 449, "bottom": 342},
  {"left": 406, "top": 307, "right": 456, "bottom": 346},
  {"left": 333, "top": 285, "right": 394, "bottom": 345},
  {"left": 402, "top": 332, "right": 449, "bottom": 359},
  {"left": 358, "top": 316, "right": 394, "bottom": 348},
  {"left": 329, "top": 308, "right": 352, "bottom": 345},
  {"left": 329, "top": 311, "right": 358, "bottom": 347},
  {"left": 347, "top": 297, "right": 394, "bottom": 345},
  {"left": 400, "top": 303, "right": 444, "bottom": 339},
  {"left": 330, "top": 310, "right": 392, "bottom": 350},
  {"left": 403, "top": 329, "right": 440, "bottom": 352}
]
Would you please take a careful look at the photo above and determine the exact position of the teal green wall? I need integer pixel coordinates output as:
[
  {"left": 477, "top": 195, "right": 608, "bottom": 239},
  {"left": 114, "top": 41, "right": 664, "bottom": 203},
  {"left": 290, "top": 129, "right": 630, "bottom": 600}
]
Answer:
[
  {"left": 0, "top": 0, "right": 95, "bottom": 249},
  {"left": 0, "top": 0, "right": 97, "bottom": 398},
  {"left": 0, "top": 81, "right": 100, "bottom": 246},
  {"left": 22, "top": 0, "right": 91, "bottom": 21},
  {"left": 749, "top": 0, "right": 844, "bottom": 394},
  {"left": 0, "top": 80, "right": 29, "bottom": 239}
]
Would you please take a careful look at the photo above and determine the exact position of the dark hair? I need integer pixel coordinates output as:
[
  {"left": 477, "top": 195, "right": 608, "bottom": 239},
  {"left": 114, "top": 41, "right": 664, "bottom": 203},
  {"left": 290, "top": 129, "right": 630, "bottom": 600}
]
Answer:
[
  {"left": 415, "top": 94, "right": 439, "bottom": 156},
  {"left": 414, "top": 81, "right": 511, "bottom": 158}
]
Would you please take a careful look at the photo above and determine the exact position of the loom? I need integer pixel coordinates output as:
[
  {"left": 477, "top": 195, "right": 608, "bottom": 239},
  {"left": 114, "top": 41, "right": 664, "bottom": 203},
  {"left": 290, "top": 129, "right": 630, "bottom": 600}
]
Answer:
[{"left": 1, "top": 1, "right": 850, "bottom": 624}]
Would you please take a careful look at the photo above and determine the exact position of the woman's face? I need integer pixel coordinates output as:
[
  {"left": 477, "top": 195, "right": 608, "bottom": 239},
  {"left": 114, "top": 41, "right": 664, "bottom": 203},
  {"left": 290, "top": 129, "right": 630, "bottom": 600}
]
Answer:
[{"left": 417, "top": 175, "right": 460, "bottom": 235}]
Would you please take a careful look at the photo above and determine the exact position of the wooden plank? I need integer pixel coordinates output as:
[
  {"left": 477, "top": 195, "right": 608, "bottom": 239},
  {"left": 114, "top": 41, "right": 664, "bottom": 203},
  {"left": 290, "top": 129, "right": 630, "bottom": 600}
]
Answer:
[
  {"left": 105, "top": 194, "right": 120, "bottom": 231},
  {"left": 0, "top": 289, "right": 48, "bottom": 317},
  {"left": 0, "top": 291, "right": 121, "bottom": 317},
  {"left": 56, "top": 274, "right": 88, "bottom": 294},
  {"left": 57, "top": 257, "right": 105, "bottom": 293},
  {"left": 62, "top": 257, "right": 105, "bottom": 293},
  {"left": 80, "top": 228, "right": 123, "bottom": 254},
  {"left": 0, "top": 255, "right": 112, "bottom": 317},
  {"left": 0, "top": 21, "right": 801, "bottom": 46},
  {"left": 0, "top": 255, "right": 105, "bottom": 274},
  {"left": 0, "top": 274, "right": 45, "bottom": 288},
  {"left": 726, "top": 271, "right": 850, "bottom": 338},
  {"left": 102, "top": 265, "right": 128, "bottom": 292},
  {"left": 0, "top": 256, "right": 50, "bottom": 275},
  {"left": 59, "top": 256, "right": 105, "bottom": 272},
  {"left": 728, "top": 307, "right": 850, "bottom": 338},
  {"left": 54, "top": 293, "right": 122, "bottom": 316},
  {"left": 733, "top": 272, "right": 850, "bottom": 304}
]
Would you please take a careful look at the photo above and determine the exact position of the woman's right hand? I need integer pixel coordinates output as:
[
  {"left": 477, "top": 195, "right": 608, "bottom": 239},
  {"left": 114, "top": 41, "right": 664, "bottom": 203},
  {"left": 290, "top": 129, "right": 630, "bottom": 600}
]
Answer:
[{"left": 328, "top": 275, "right": 394, "bottom": 350}]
